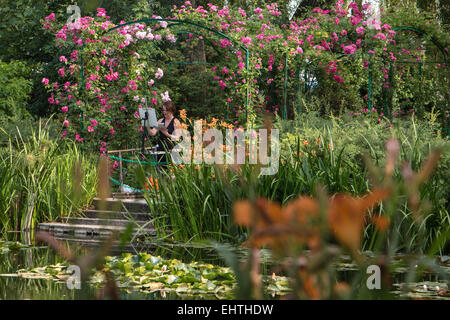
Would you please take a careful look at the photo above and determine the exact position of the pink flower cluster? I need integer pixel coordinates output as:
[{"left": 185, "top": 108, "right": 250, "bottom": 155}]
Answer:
[{"left": 41, "top": 2, "right": 430, "bottom": 150}]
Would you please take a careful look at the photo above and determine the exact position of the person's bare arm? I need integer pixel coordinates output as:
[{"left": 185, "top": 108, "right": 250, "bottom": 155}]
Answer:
[
  {"left": 148, "top": 119, "right": 163, "bottom": 136},
  {"left": 171, "top": 119, "right": 182, "bottom": 141},
  {"left": 159, "top": 118, "right": 181, "bottom": 141}
]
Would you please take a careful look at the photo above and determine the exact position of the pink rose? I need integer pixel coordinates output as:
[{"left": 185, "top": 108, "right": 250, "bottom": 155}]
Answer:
[
  {"left": 45, "top": 13, "right": 55, "bottom": 21},
  {"left": 97, "top": 8, "right": 106, "bottom": 17},
  {"left": 333, "top": 75, "right": 344, "bottom": 83}
]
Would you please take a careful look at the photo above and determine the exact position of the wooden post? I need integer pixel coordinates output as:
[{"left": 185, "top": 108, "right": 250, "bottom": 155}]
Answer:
[{"left": 119, "top": 151, "right": 124, "bottom": 193}]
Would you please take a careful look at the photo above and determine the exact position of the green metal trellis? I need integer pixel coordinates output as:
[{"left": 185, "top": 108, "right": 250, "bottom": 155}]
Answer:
[
  {"left": 281, "top": 25, "right": 448, "bottom": 130},
  {"left": 80, "top": 18, "right": 250, "bottom": 128},
  {"left": 77, "top": 18, "right": 252, "bottom": 189}
]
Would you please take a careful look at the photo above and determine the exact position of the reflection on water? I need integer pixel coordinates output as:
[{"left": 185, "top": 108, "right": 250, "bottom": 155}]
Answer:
[
  {"left": 1, "top": 231, "right": 449, "bottom": 300},
  {"left": 0, "top": 231, "right": 239, "bottom": 300}
]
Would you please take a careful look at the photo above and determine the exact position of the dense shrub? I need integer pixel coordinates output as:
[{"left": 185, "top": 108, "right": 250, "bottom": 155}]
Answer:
[{"left": 0, "top": 60, "right": 33, "bottom": 117}]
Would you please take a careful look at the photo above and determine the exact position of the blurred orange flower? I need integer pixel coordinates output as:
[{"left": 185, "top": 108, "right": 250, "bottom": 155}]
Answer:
[
  {"left": 233, "top": 188, "right": 390, "bottom": 253},
  {"left": 144, "top": 176, "right": 159, "bottom": 192},
  {"left": 327, "top": 189, "right": 389, "bottom": 252},
  {"left": 179, "top": 109, "right": 187, "bottom": 121},
  {"left": 233, "top": 197, "right": 320, "bottom": 250}
]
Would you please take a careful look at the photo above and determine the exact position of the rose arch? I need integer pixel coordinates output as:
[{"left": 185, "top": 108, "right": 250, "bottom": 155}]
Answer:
[{"left": 74, "top": 18, "right": 253, "bottom": 191}]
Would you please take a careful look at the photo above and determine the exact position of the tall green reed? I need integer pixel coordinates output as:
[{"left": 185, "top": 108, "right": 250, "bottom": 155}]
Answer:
[
  {"left": 0, "top": 119, "right": 98, "bottom": 232},
  {"left": 133, "top": 114, "right": 448, "bottom": 252}
]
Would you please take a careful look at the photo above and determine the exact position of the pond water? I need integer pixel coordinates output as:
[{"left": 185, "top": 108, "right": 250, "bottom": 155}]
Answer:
[{"left": 0, "top": 232, "right": 448, "bottom": 300}]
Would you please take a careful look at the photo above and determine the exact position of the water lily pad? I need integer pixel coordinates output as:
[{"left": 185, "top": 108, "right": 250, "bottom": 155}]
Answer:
[
  {"left": 0, "top": 240, "right": 38, "bottom": 254},
  {"left": 166, "top": 274, "right": 178, "bottom": 284},
  {"left": 392, "top": 281, "right": 449, "bottom": 300},
  {"left": 148, "top": 256, "right": 161, "bottom": 265}
]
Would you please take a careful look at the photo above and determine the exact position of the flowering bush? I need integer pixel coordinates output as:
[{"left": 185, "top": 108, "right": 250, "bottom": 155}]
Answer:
[
  {"left": 42, "top": 9, "right": 185, "bottom": 152},
  {"left": 41, "top": 2, "right": 448, "bottom": 153}
]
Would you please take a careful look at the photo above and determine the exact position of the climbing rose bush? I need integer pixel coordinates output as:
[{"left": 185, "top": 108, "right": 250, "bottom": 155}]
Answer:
[{"left": 41, "top": 2, "right": 448, "bottom": 152}]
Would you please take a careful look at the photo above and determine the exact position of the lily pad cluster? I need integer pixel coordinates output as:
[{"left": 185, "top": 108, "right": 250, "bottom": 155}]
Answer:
[
  {"left": 17, "top": 263, "right": 70, "bottom": 281},
  {"left": 0, "top": 240, "right": 34, "bottom": 254},
  {"left": 98, "top": 252, "right": 291, "bottom": 298},
  {"left": 392, "top": 281, "right": 450, "bottom": 300},
  {"left": 14, "top": 252, "right": 291, "bottom": 299},
  {"left": 10, "top": 250, "right": 450, "bottom": 299},
  {"left": 99, "top": 253, "right": 237, "bottom": 299}
]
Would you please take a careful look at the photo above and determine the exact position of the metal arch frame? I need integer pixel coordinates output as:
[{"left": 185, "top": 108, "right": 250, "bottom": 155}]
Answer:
[
  {"left": 170, "top": 29, "right": 221, "bottom": 56},
  {"left": 391, "top": 26, "right": 448, "bottom": 63},
  {"left": 384, "top": 26, "right": 448, "bottom": 118},
  {"left": 75, "top": 18, "right": 253, "bottom": 188},
  {"left": 79, "top": 18, "right": 250, "bottom": 123},
  {"left": 282, "top": 25, "right": 448, "bottom": 120}
]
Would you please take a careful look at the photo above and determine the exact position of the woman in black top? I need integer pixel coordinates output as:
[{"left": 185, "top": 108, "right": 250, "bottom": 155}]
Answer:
[{"left": 148, "top": 101, "right": 181, "bottom": 167}]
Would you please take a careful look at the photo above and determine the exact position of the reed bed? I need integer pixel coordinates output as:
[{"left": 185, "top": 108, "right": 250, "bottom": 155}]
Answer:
[{"left": 0, "top": 120, "right": 98, "bottom": 232}]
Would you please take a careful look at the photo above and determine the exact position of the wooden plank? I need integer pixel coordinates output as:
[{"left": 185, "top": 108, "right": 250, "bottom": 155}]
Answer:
[{"left": 107, "top": 146, "right": 156, "bottom": 153}]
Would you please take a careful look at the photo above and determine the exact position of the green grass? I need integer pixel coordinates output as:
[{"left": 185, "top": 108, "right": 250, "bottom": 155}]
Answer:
[{"left": 0, "top": 120, "right": 98, "bottom": 232}]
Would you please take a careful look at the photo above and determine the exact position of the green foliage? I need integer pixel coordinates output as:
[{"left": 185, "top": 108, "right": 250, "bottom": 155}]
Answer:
[
  {"left": 0, "top": 0, "right": 63, "bottom": 63},
  {"left": 132, "top": 114, "right": 449, "bottom": 252},
  {"left": 0, "top": 60, "right": 33, "bottom": 117},
  {"left": 0, "top": 119, "right": 98, "bottom": 232},
  {"left": 277, "top": 3, "right": 449, "bottom": 127},
  {"left": 0, "top": 0, "right": 176, "bottom": 118},
  {"left": 276, "top": 112, "right": 449, "bottom": 252},
  {"left": 157, "top": 43, "right": 234, "bottom": 120}
]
